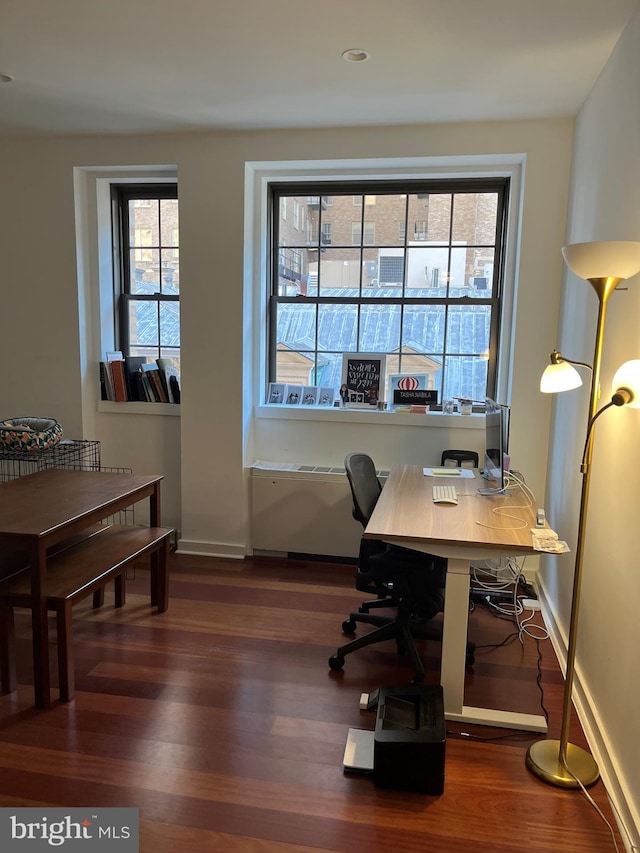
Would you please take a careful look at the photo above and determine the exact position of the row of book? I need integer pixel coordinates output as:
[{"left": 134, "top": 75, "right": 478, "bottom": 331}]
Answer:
[{"left": 100, "top": 353, "right": 181, "bottom": 404}]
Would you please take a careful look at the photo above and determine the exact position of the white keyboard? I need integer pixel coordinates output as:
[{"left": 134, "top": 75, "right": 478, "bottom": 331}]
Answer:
[{"left": 432, "top": 484, "right": 458, "bottom": 505}]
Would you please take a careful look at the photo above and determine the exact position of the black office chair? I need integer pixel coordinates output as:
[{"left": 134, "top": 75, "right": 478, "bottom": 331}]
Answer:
[{"left": 329, "top": 453, "right": 474, "bottom": 683}]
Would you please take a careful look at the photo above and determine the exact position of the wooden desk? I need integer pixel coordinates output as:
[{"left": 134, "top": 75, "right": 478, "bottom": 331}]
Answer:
[
  {"left": 0, "top": 468, "right": 163, "bottom": 708},
  {"left": 364, "top": 465, "right": 547, "bottom": 732}
]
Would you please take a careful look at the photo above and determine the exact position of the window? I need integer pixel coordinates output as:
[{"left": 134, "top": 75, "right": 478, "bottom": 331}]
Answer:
[
  {"left": 112, "top": 185, "right": 180, "bottom": 375},
  {"left": 268, "top": 180, "right": 509, "bottom": 404},
  {"left": 351, "top": 221, "right": 375, "bottom": 245},
  {"left": 321, "top": 222, "right": 332, "bottom": 245},
  {"left": 414, "top": 220, "right": 427, "bottom": 241}
]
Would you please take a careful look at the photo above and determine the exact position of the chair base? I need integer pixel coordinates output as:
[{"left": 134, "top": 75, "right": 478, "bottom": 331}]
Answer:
[{"left": 330, "top": 609, "right": 475, "bottom": 682}]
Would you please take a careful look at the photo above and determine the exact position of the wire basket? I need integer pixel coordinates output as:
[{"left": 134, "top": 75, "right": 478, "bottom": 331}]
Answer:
[{"left": 0, "top": 439, "right": 101, "bottom": 482}]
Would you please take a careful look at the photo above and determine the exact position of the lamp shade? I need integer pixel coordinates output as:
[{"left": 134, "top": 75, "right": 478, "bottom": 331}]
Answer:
[
  {"left": 612, "top": 360, "right": 640, "bottom": 408},
  {"left": 562, "top": 241, "right": 640, "bottom": 280},
  {"left": 540, "top": 361, "right": 583, "bottom": 393}
]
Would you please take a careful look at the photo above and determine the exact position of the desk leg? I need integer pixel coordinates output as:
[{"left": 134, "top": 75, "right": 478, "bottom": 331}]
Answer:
[
  {"left": 441, "top": 558, "right": 547, "bottom": 733},
  {"left": 441, "top": 557, "right": 471, "bottom": 716}
]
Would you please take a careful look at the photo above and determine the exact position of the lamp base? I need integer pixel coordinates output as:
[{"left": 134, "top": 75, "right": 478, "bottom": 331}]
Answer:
[{"left": 525, "top": 739, "right": 600, "bottom": 788}]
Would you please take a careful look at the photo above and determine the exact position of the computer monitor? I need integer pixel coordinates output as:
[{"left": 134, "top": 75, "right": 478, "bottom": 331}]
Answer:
[{"left": 483, "top": 400, "right": 510, "bottom": 491}]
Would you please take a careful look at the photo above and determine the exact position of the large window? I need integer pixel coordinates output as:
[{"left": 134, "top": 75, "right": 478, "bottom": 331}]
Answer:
[
  {"left": 112, "top": 185, "right": 180, "bottom": 376},
  {"left": 268, "top": 180, "right": 509, "bottom": 404}
]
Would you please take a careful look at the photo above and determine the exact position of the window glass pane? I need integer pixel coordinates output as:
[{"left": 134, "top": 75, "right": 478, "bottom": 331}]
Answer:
[
  {"left": 359, "top": 194, "right": 406, "bottom": 246},
  {"left": 406, "top": 246, "right": 449, "bottom": 292},
  {"left": 407, "top": 193, "right": 452, "bottom": 243},
  {"left": 160, "top": 199, "right": 179, "bottom": 246},
  {"left": 359, "top": 303, "right": 400, "bottom": 353},
  {"left": 159, "top": 302, "right": 180, "bottom": 348},
  {"left": 402, "top": 303, "right": 445, "bottom": 354},
  {"left": 277, "top": 247, "right": 306, "bottom": 295},
  {"left": 318, "top": 303, "right": 357, "bottom": 353},
  {"left": 129, "top": 199, "right": 159, "bottom": 246},
  {"left": 314, "top": 352, "right": 342, "bottom": 390},
  {"left": 446, "top": 304, "right": 491, "bottom": 356},
  {"left": 468, "top": 247, "right": 495, "bottom": 296},
  {"left": 274, "top": 349, "right": 315, "bottom": 386},
  {"left": 129, "top": 300, "right": 159, "bottom": 348},
  {"left": 276, "top": 302, "right": 316, "bottom": 354},
  {"left": 130, "top": 248, "right": 160, "bottom": 294},
  {"left": 318, "top": 248, "right": 361, "bottom": 294},
  {"left": 279, "top": 195, "right": 312, "bottom": 245},
  {"left": 441, "top": 355, "right": 488, "bottom": 402},
  {"left": 448, "top": 247, "right": 495, "bottom": 296},
  {"left": 362, "top": 248, "right": 383, "bottom": 294},
  {"left": 161, "top": 249, "right": 179, "bottom": 295},
  {"left": 451, "top": 192, "right": 498, "bottom": 244}
]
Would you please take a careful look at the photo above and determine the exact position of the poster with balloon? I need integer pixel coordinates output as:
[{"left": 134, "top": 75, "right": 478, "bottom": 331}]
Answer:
[{"left": 389, "top": 374, "right": 437, "bottom": 408}]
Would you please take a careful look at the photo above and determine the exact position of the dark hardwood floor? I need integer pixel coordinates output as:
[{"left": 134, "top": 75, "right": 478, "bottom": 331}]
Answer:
[{"left": 0, "top": 553, "right": 625, "bottom": 852}]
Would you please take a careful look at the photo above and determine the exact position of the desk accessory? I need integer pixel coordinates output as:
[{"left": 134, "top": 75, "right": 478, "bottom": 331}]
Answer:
[{"left": 528, "top": 240, "right": 640, "bottom": 788}]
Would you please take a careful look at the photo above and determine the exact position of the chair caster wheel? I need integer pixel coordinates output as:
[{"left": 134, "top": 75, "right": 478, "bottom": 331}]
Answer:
[
  {"left": 342, "top": 619, "right": 357, "bottom": 634},
  {"left": 328, "top": 655, "right": 345, "bottom": 671}
]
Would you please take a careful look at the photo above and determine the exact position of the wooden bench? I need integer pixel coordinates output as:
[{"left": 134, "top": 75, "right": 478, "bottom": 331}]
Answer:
[{"left": 0, "top": 523, "right": 173, "bottom": 701}]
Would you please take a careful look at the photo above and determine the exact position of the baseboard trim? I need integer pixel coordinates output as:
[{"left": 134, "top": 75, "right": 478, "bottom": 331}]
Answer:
[
  {"left": 175, "top": 538, "right": 246, "bottom": 559},
  {"left": 537, "top": 583, "right": 639, "bottom": 851}
]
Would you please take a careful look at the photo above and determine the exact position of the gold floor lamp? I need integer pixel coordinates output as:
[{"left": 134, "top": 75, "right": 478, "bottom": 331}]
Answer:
[{"left": 525, "top": 240, "right": 640, "bottom": 788}]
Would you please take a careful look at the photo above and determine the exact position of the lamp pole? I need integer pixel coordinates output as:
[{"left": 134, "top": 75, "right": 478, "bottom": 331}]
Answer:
[{"left": 526, "top": 273, "right": 621, "bottom": 788}]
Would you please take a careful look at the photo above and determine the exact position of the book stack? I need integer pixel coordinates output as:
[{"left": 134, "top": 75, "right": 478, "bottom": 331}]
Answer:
[{"left": 99, "top": 354, "right": 181, "bottom": 404}]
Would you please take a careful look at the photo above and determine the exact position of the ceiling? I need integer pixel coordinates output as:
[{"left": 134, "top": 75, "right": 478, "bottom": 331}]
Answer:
[{"left": 0, "top": 0, "right": 637, "bottom": 137}]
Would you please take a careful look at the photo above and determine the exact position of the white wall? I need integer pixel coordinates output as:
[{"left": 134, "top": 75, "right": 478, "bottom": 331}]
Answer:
[
  {"left": 540, "top": 7, "right": 640, "bottom": 845},
  {"left": 0, "top": 121, "right": 571, "bottom": 558}
]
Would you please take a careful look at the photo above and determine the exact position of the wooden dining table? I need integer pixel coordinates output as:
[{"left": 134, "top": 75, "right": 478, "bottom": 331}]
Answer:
[{"left": 0, "top": 468, "right": 163, "bottom": 708}]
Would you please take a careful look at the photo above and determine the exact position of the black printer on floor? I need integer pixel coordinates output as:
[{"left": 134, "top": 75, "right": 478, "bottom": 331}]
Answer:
[{"left": 373, "top": 684, "right": 446, "bottom": 795}]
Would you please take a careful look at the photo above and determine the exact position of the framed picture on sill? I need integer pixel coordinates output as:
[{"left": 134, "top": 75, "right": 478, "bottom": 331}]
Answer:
[
  {"left": 301, "top": 386, "right": 318, "bottom": 405},
  {"left": 318, "top": 387, "right": 335, "bottom": 406},
  {"left": 267, "top": 382, "right": 286, "bottom": 404},
  {"left": 284, "top": 384, "right": 303, "bottom": 405},
  {"left": 341, "top": 353, "right": 386, "bottom": 408}
]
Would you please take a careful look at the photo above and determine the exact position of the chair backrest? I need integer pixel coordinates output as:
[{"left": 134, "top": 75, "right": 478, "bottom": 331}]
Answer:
[
  {"left": 441, "top": 449, "right": 479, "bottom": 468},
  {"left": 344, "top": 452, "right": 382, "bottom": 528}
]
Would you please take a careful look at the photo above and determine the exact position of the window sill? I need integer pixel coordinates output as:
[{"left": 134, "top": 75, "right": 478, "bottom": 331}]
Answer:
[
  {"left": 98, "top": 401, "right": 180, "bottom": 416},
  {"left": 255, "top": 405, "right": 483, "bottom": 429}
]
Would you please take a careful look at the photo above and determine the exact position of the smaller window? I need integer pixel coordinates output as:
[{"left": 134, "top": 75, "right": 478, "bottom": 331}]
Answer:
[
  {"left": 321, "top": 223, "right": 332, "bottom": 245},
  {"left": 112, "top": 184, "right": 180, "bottom": 376}
]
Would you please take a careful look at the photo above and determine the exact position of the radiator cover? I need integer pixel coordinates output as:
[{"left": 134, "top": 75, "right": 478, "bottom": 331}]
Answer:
[{"left": 250, "top": 463, "right": 387, "bottom": 558}]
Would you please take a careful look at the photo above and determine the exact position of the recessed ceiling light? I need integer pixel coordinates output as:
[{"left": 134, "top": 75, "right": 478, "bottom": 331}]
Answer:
[
  {"left": 0, "top": 73, "right": 15, "bottom": 83},
  {"left": 342, "top": 49, "right": 370, "bottom": 63}
]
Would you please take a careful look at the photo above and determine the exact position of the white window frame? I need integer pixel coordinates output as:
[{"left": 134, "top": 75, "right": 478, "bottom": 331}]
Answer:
[
  {"left": 244, "top": 156, "right": 524, "bottom": 424},
  {"left": 73, "top": 165, "right": 179, "bottom": 415}
]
